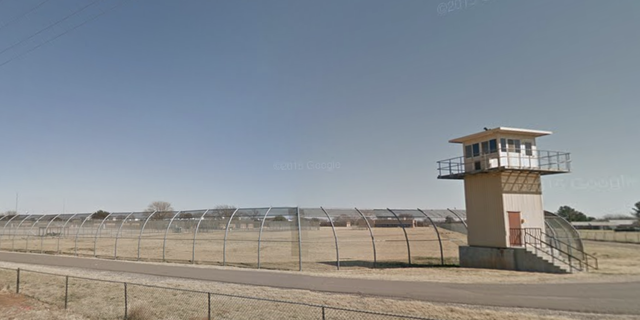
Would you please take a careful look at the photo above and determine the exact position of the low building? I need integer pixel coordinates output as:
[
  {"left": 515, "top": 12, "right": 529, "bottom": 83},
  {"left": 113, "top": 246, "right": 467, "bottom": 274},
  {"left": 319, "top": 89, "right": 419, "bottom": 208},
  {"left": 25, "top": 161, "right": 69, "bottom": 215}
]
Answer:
[{"left": 372, "top": 218, "right": 417, "bottom": 228}]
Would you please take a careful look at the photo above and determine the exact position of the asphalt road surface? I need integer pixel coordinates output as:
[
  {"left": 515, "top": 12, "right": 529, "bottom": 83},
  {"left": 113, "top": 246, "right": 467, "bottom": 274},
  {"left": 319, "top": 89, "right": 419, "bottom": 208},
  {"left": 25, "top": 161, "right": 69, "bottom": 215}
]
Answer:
[{"left": 0, "top": 251, "right": 637, "bottom": 315}]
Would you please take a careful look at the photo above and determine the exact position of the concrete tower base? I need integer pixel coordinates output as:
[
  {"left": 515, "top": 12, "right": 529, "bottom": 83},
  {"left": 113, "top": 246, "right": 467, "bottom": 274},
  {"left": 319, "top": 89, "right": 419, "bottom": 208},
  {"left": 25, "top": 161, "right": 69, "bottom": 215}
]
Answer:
[{"left": 459, "top": 246, "right": 569, "bottom": 274}]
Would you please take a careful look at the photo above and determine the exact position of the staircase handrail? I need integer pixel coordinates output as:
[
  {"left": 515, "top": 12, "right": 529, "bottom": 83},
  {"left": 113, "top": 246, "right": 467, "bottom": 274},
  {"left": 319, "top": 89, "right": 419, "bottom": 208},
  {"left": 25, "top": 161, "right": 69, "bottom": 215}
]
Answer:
[
  {"left": 538, "top": 229, "right": 598, "bottom": 270},
  {"left": 521, "top": 228, "right": 585, "bottom": 272}
]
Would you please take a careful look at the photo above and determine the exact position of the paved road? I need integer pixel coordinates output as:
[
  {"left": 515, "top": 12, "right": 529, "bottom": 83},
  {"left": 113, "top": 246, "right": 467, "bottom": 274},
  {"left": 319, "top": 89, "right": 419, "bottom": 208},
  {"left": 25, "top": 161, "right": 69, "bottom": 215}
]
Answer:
[{"left": 0, "top": 251, "right": 637, "bottom": 315}]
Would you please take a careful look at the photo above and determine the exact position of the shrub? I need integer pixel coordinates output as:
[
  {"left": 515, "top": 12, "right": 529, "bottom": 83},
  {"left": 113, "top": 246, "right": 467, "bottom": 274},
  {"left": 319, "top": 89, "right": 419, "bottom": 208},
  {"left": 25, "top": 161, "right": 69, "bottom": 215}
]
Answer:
[{"left": 127, "top": 305, "right": 153, "bottom": 320}]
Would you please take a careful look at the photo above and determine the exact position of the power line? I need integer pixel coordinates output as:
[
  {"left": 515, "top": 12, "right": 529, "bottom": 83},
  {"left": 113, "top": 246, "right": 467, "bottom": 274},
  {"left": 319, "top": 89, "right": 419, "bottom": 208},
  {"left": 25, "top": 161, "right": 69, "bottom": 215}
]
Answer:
[
  {"left": 0, "top": 0, "right": 131, "bottom": 69},
  {"left": 0, "top": 0, "right": 104, "bottom": 57},
  {"left": 0, "top": 0, "right": 53, "bottom": 32}
]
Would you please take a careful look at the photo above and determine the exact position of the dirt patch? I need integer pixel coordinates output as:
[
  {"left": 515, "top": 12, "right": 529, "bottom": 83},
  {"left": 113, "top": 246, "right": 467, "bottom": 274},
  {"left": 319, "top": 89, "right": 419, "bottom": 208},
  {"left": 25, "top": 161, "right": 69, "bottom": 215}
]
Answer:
[
  {"left": 0, "top": 292, "right": 30, "bottom": 308},
  {"left": 0, "top": 291, "right": 87, "bottom": 320}
]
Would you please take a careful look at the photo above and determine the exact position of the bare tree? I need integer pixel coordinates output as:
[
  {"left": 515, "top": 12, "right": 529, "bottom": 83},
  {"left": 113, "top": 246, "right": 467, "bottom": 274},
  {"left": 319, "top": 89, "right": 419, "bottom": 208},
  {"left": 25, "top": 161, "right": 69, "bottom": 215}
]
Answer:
[
  {"left": 178, "top": 212, "right": 193, "bottom": 220},
  {"left": 335, "top": 214, "right": 353, "bottom": 224},
  {"left": 145, "top": 201, "right": 174, "bottom": 220},
  {"left": 3, "top": 210, "right": 17, "bottom": 218},
  {"left": 273, "top": 215, "right": 288, "bottom": 222},
  {"left": 633, "top": 201, "right": 640, "bottom": 220},
  {"left": 603, "top": 214, "right": 634, "bottom": 220},
  {"left": 215, "top": 205, "right": 236, "bottom": 218},
  {"left": 356, "top": 209, "right": 376, "bottom": 226},
  {"left": 92, "top": 210, "right": 110, "bottom": 220},
  {"left": 398, "top": 213, "right": 414, "bottom": 219}
]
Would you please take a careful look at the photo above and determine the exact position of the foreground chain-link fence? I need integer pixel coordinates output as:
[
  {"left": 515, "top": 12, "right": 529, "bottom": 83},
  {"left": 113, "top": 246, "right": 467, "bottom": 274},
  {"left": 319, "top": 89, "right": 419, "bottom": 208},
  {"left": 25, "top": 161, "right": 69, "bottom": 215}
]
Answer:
[{"left": 0, "top": 266, "right": 436, "bottom": 320}]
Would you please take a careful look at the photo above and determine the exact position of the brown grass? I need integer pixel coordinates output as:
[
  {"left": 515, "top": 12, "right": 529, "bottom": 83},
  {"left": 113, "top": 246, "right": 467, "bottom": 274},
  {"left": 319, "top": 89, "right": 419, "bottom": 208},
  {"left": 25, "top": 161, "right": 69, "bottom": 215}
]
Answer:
[
  {"left": 1, "top": 264, "right": 638, "bottom": 320},
  {"left": 288, "top": 239, "right": 640, "bottom": 284},
  {"left": 583, "top": 240, "right": 640, "bottom": 275},
  {"left": 126, "top": 304, "right": 154, "bottom": 320}
]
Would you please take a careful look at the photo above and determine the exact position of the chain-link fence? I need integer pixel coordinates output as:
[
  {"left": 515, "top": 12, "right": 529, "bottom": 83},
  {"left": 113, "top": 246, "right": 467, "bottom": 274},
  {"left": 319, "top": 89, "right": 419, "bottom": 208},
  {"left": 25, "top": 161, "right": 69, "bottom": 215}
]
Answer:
[
  {"left": 0, "top": 267, "right": 436, "bottom": 320},
  {"left": 0, "top": 208, "right": 469, "bottom": 272},
  {"left": 0, "top": 266, "right": 15, "bottom": 290}
]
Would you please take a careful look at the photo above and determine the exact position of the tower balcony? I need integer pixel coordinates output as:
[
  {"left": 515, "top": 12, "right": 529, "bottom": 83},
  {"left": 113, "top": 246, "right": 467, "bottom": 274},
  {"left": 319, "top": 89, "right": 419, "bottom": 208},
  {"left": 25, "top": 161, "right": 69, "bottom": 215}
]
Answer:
[{"left": 437, "top": 150, "right": 571, "bottom": 180}]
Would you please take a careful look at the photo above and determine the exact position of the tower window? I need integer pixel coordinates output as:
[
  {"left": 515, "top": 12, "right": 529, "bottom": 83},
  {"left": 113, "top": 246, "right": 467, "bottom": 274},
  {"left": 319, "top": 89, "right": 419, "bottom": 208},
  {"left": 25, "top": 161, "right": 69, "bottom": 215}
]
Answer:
[
  {"left": 525, "top": 142, "right": 533, "bottom": 156},
  {"left": 507, "top": 139, "right": 521, "bottom": 153},
  {"left": 489, "top": 139, "right": 498, "bottom": 153}
]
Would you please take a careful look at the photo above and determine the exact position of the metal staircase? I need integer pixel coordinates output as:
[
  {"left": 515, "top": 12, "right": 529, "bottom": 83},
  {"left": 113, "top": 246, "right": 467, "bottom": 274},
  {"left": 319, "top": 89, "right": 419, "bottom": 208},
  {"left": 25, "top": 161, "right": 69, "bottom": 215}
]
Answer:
[{"left": 512, "top": 228, "right": 598, "bottom": 273}]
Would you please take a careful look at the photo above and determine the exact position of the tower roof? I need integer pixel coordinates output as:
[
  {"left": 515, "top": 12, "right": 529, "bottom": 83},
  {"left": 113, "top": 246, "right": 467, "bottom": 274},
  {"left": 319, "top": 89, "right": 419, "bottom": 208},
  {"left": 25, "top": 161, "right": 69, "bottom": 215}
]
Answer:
[{"left": 449, "top": 127, "right": 552, "bottom": 144}]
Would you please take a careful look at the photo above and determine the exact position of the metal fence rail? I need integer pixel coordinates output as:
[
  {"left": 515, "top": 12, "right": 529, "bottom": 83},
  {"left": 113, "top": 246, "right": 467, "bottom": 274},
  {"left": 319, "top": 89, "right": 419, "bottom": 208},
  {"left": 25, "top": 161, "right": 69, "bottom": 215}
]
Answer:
[{"left": 0, "top": 266, "right": 437, "bottom": 320}]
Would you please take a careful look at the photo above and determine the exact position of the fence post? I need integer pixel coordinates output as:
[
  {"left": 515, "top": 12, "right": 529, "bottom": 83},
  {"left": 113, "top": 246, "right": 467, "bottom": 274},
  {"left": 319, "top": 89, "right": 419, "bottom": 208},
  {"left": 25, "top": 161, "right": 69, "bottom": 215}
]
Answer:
[
  {"left": 208, "top": 292, "right": 211, "bottom": 320},
  {"left": 322, "top": 306, "right": 326, "bottom": 320},
  {"left": 568, "top": 244, "right": 572, "bottom": 259},
  {"left": 16, "top": 268, "right": 20, "bottom": 294},
  {"left": 568, "top": 255, "right": 572, "bottom": 272},
  {"left": 124, "top": 283, "right": 128, "bottom": 319},
  {"left": 65, "top": 276, "right": 69, "bottom": 309},
  {"left": 296, "top": 207, "right": 303, "bottom": 271}
]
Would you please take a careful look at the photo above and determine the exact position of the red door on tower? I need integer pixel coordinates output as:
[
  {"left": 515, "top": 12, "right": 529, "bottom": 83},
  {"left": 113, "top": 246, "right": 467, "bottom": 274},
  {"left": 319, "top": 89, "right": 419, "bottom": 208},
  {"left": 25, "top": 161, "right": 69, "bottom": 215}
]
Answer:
[{"left": 508, "top": 211, "right": 522, "bottom": 246}]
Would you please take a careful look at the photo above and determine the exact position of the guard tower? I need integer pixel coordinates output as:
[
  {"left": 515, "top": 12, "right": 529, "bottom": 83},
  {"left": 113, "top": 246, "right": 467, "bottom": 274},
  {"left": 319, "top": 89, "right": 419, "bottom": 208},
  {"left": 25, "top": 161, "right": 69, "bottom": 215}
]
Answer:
[{"left": 437, "top": 127, "right": 590, "bottom": 273}]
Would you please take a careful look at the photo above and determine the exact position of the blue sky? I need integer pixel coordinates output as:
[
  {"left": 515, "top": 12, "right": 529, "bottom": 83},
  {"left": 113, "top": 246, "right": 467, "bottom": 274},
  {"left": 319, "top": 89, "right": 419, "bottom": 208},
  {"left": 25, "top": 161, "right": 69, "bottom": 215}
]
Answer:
[{"left": 0, "top": 0, "right": 638, "bottom": 216}]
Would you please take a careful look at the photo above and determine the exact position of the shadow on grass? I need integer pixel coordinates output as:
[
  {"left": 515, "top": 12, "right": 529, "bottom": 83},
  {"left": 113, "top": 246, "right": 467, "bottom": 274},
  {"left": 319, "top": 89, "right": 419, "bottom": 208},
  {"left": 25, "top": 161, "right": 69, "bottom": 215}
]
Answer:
[{"left": 317, "top": 260, "right": 460, "bottom": 269}]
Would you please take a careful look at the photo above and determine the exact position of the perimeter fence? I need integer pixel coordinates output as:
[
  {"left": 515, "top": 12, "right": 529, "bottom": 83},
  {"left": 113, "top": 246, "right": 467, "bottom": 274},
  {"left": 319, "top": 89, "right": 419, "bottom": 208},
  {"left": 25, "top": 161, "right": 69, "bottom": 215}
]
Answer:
[
  {"left": 579, "top": 230, "right": 640, "bottom": 244},
  {"left": 0, "top": 208, "right": 468, "bottom": 271},
  {"left": 0, "top": 266, "right": 437, "bottom": 320}
]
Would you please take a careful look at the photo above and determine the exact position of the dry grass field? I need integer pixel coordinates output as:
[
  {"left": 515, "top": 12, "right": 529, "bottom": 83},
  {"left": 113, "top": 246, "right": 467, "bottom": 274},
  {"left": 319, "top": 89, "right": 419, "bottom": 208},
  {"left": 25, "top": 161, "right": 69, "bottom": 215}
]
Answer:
[
  {"left": 582, "top": 240, "right": 640, "bottom": 275},
  {"left": 290, "top": 240, "right": 640, "bottom": 284}
]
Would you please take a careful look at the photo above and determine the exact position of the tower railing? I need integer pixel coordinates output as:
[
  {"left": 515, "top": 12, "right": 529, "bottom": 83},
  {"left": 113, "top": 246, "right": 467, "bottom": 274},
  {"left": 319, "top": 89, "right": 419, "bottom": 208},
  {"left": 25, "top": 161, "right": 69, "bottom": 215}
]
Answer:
[
  {"left": 437, "top": 150, "right": 571, "bottom": 179},
  {"left": 437, "top": 156, "right": 466, "bottom": 178}
]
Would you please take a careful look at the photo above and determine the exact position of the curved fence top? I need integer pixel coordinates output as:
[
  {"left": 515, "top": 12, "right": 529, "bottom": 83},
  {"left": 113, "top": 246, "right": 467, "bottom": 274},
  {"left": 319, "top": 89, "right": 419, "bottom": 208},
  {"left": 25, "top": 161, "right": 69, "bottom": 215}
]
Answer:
[{"left": 544, "top": 211, "right": 584, "bottom": 251}]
